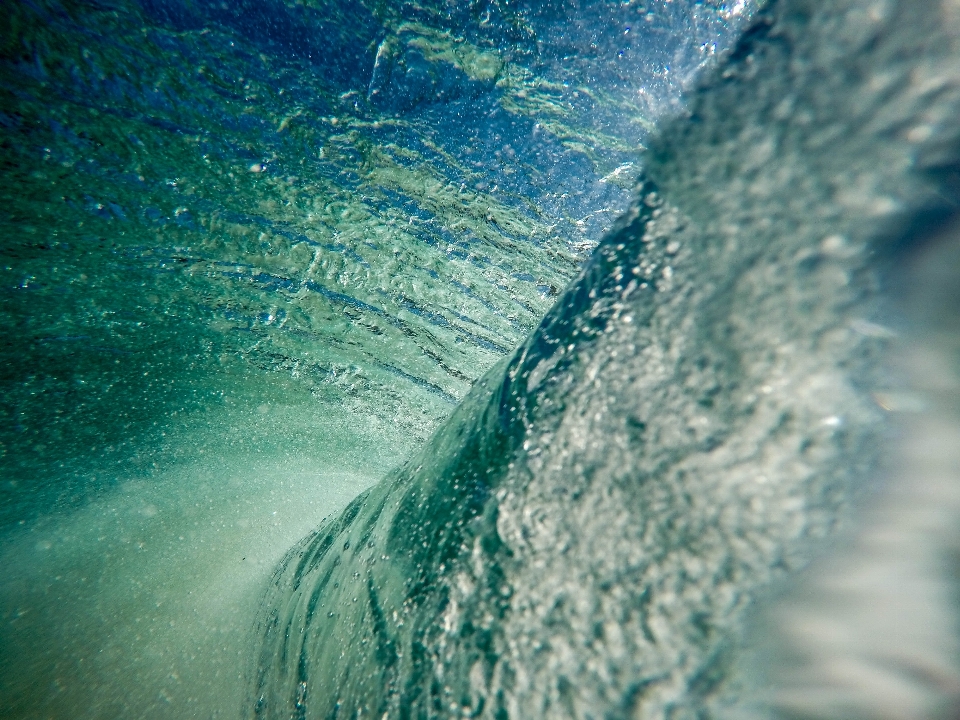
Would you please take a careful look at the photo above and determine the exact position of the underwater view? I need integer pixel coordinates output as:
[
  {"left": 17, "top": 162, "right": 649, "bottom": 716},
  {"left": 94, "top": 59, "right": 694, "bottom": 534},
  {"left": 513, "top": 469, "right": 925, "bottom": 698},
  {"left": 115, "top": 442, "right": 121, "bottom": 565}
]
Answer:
[{"left": 2, "top": 0, "right": 959, "bottom": 718}]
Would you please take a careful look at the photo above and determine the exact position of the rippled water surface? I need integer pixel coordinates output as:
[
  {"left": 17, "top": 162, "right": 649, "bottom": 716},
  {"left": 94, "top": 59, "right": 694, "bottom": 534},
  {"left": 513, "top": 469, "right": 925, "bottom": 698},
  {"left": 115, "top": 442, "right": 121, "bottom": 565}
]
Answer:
[
  {"left": 0, "top": 0, "right": 743, "bottom": 519},
  {"left": 3, "top": 0, "right": 960, "bottom": 718},
  {"left": 1, "top": 1, "right": 747, "bottom": 717}
]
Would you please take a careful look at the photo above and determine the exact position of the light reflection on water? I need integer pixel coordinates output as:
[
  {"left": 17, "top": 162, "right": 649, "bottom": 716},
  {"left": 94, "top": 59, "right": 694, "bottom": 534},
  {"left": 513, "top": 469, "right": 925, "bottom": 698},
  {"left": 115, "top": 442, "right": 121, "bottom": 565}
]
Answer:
[
  {"left": 3, "top": 0, "right": 960, "bottom": 718},
  {"left": 1, "top": 0, "right": 748, "bottom": 716}
]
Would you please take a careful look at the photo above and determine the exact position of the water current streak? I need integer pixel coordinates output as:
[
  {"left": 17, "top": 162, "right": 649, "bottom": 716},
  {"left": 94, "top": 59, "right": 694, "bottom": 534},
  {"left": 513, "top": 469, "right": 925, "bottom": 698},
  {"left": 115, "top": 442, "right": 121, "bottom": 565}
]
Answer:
[{"left": 251, "top": 0, "right": 960, "bottom": 717}]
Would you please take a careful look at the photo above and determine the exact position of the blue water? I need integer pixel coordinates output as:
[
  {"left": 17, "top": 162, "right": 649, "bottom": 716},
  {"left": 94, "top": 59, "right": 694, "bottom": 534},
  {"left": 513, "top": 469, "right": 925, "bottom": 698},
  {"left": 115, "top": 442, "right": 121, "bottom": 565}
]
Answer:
[{"left": 2, "top": 0, "right": 960, "bottom": 718}]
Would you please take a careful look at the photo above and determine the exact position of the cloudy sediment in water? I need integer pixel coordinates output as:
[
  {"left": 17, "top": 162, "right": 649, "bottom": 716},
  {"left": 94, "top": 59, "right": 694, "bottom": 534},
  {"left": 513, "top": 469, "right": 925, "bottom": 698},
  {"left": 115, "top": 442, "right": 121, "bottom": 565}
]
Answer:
[
  {"left": 3, "top": 0, "right": 960, "bottom": 719},
  {"left": 1, "top": 1, "right": 746, "bottom": 717}
]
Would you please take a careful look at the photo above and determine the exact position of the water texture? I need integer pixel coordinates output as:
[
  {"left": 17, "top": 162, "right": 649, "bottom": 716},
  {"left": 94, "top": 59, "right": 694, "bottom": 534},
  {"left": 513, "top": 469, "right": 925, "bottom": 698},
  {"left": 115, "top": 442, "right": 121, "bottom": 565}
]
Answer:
[
  {"left": 0, "top": 0, "right": 740, "bottom": 525},
  {"left": 1, "top": 0, "right": 748, "bottom": 718},
  {"left": 3, "top": 0, "right": 959, "bottom": 718},
  {"left": 251, "top": 0, "right": 960, "bottom": 718}
]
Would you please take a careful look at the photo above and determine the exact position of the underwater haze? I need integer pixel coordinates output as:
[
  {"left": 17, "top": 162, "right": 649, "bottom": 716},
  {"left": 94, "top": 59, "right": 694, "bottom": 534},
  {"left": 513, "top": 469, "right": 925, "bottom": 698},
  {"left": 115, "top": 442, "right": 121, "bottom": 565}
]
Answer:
[
  {"left": 0, "top": 0, "right": 746, "bottom": 716},
  {"left": 3, "top": 0, "right": 960, "bottom": 719}
]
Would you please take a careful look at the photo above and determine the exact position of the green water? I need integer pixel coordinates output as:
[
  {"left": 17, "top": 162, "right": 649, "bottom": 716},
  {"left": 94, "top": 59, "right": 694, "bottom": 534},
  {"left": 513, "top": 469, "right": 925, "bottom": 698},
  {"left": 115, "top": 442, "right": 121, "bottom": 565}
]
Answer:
[
  {"left": 1, "top": 0, "right": 745, "bottom": 518},
  {"left": 0, "top": 1, "right": 556, "bottom": 518},
  {"left": 1, "top": 0, "right": 747, "bottom": 717},
  {"left": 249, "top": 0, "right": 960, "bottom": 717}
]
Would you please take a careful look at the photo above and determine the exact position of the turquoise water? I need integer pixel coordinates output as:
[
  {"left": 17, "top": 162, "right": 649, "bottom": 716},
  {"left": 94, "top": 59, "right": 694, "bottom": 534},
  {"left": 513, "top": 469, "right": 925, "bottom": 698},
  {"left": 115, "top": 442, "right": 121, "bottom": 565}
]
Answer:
[
  {"left": 0, "top": 0, "right": 741, "bottom": 524},
  {"left": 3, "top": 0, "right": 960, "bottom": 718},
  {"left": 1, "top": 0, "right": 746, "bottom": 717}
]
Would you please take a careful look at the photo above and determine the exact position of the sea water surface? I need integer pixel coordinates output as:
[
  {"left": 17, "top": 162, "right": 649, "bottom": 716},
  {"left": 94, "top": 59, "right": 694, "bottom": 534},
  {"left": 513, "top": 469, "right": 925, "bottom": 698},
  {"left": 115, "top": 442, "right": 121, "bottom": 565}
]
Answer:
[
  {"left": 3, "top": 0, "right": 960, "bottom": 719},
  {"left": 1, "top": 1, "right": 746, "bottom": 717}
]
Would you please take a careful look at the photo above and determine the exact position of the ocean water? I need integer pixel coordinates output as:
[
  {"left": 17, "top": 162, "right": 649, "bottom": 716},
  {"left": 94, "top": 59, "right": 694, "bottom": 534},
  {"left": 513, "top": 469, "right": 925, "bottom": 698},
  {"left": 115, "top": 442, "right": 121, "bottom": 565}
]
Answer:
[
  {"left": 1, "top": 0, "right": 746, "bottom": 716},
  {"left": 2, "top": 0, "right": 959, "bottom": 719}
]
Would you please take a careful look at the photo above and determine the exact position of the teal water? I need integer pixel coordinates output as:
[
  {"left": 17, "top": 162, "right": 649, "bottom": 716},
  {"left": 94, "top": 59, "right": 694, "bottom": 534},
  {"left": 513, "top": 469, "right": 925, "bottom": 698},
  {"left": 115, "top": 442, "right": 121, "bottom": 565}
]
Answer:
[
  {"left": 251, "top": 0, "right": 960, "bottom": 717},
  {"left": 0, "top": 0, "right": 743, "bottom": 523},
  {"left": 1, "top": 1, "right": 748, "bottom": 717},
  {"left": 3, "top": 0, "right": 960, "bottom": 718}
]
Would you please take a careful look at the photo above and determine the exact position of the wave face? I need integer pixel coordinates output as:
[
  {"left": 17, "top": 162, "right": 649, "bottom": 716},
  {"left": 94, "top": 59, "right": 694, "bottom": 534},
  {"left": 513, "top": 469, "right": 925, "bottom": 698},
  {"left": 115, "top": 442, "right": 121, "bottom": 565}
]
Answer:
[
  {"left": 0, "top": 0, "right": 739, "bottom": 526},
  {"left": 251, "top": 0, "right": 960, "bottom": 718},
  {"left": 0, "top": 1, "right": 747, "bottom": 718}
]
